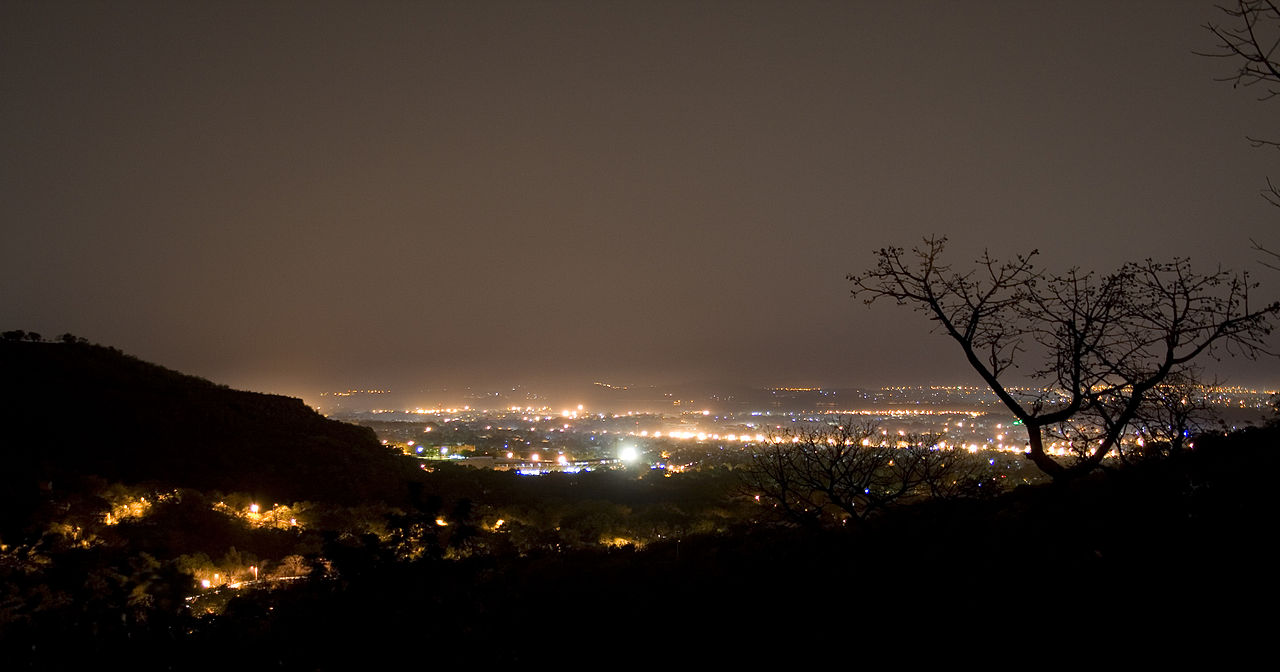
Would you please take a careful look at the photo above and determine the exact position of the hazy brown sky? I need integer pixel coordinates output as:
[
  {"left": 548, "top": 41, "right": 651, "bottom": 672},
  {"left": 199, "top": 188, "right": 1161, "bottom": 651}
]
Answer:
[{"left": 3, "top": 1, "right": 1277, "bottom": 398}]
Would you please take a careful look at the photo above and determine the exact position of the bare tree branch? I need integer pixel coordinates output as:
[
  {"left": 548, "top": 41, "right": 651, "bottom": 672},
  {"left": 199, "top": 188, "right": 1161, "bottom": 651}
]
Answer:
[
  {"left": 741, "top": 419, "right": 995, "bottom": 525},
  {"left": 1202, "top": 1, "right": 1280, "bottom": 211},
  {"left": 849, "top": 239, "right": 1279, "bottom": 481}
]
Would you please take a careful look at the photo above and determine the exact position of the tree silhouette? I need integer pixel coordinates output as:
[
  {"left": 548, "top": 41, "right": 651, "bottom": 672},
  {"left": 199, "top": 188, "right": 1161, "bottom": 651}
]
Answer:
[
  {"left": 1203, "top": 2, "right": 1280, "bottom": 132},
  {"left": 1121, "top": 369, "right": 1214, "bottom": 461},
  {"left": 1201, "top": 1, "right": 1280, "bottom": 269},
  {"left": 741, "top": 419, "right": 991, "bottom": 525},
  {"left": 849, "top": 237, "right": 1278, "bottom": 480}
]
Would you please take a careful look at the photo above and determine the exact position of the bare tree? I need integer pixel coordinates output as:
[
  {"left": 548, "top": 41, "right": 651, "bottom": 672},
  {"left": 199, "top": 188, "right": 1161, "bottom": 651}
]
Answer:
[
  {"left": 1202, "top": 2, "right": 1280, "bottom": 270},
  {"left": 903, "top": 431, "right": 1001, "bottom": 499},
  {"left": 1202, "top": 2, "right": 1280, "bottom": 125},
  {"left": 741, "top": 419, "right": 993, "bottom": 525},
  {"left": 1126, "top": 370, "right": 1216, "bottom": 460},
  {"left": 1042, "top": 372, "right": 1213, "bottom": 467},
  {"left": 849, "top": 237, "right": 1278, "bottom": 481}
]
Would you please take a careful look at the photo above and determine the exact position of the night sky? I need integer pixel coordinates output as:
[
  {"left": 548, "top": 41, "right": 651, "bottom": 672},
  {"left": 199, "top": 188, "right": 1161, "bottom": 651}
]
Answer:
[{"left": 3, "top": 1, "right": 1277, "bottom": 401}]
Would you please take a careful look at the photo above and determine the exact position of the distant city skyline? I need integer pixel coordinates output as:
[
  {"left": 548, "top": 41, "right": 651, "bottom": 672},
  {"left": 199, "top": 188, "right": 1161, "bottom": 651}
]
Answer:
[{"left": 308, "top": 377, "right": 1279, "bottom": 419}]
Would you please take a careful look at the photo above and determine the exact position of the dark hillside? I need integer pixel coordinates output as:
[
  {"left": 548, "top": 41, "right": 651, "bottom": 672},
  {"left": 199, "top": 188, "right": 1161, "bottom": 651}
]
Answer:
[{"left": 0, "top": 340, "right": 418, "bottom": 508}]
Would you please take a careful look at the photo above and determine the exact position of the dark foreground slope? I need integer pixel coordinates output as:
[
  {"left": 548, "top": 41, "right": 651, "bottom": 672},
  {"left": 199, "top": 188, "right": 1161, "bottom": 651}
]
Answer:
[
  {"left": 63, "top": 429, "right": 1274, "bottom": 668},
  {"left": 0, "top": 339, "right": 416, "bottom": 508}
]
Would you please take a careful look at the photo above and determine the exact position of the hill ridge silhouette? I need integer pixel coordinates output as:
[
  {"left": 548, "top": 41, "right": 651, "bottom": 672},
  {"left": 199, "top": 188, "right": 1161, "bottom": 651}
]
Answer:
[{"left": 0, "top": 338, "right": 416, "bottom": 505}]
